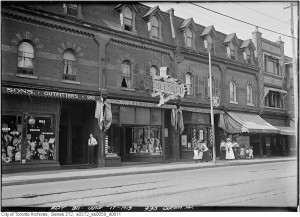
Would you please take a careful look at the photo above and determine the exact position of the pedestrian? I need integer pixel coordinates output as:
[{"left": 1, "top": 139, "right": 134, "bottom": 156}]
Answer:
[
  {"left": 193, "top": 144, "right": 201, "bottom": 163},
  {"left": 225, "top": 138, "right": 235, "bottom": 160},
  {"left": 88, "top": 133, "right": 98, "bottom": 165},
  {"left": 232, "top": 139, "right": 240, "bottom": 159},
  {"left": 200, "top": 140, "right": 210, "bottom": 162},
  {"left": 220, "top": 139, "right": 226, "bottom": 160},
  {"left": 240, "top": 144, "right": 245, "bottom": 159}
]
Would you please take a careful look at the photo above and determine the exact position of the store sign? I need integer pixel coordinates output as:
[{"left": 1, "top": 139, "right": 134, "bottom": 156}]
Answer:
[
  {"left": 144, "top": 68, "right": 186, "bottom": 107},
  {"left": 2, "top": 87, "right": 96, "bottom": 101}
]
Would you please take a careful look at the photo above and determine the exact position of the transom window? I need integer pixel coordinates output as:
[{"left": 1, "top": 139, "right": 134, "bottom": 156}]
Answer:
[
  {"left": 124, "top": 7, "right": 133, "bottom": 31},
  {"left": 150, "top": 16, "right": 159, "bottom": 38},
  {"left": 121, "top": 61, "right": 131, "bottom": 88},
  {"left": 186, "top": 28, "right": 193, "bottom": 48},
  {"left": 264, "top": 55, "right": 280, "bottom": 76},
  {"left": 230, "top": 81, "right": 237, "bottom": 102},
  {"left": 18, "top": 42, "right": 34, "bottom": 70},
  {"left": 247, "top": 85, "right": 253, "bottom": 105},
  {"left": 63, "top": 50, "right": 77, "bottom": 80}
]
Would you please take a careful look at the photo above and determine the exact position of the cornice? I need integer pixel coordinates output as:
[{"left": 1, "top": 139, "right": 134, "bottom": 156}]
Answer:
[{"left": 2, "top": 8, "right": 93, "bottom": 38}]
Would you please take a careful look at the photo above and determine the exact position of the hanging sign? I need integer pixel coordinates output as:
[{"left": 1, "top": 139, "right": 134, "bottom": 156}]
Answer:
[
  {"left": 144, "top": 67, "right": 186, "bottom": 107},
  {"left": 2, "top": 87, "right": 96, "bottom": 101}
]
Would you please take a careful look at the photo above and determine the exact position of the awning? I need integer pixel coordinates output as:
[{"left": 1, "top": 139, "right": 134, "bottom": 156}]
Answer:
[
  {"left": 274, "top": 126, "right": 295, "bottom": 136},
  {"left": 219, "top": 111, "right": 281, "bottom": 134}
]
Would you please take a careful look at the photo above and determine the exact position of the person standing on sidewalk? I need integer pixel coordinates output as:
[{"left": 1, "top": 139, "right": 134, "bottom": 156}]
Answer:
[
  {"left": 200, "top": 140, "right": 210, "bottom": 162},
  {"left": 225, "top": 138, "right": 235, "bottom": 160},
  {"left": 88, "top": 133, "right": 98, "bottom": 165},
  {"left": 220, "top": 139, "right": 226, "bottom": 160},
  {"left": 232, "top": 139, "right": 240, "bottom": 159}
]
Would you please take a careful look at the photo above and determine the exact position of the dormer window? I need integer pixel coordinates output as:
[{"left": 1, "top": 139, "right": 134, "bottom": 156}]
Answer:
[
  {"left": 124, "top": 7, "right": 133, "bottom": 31},
  {"left": 150, "top": 16, "right": 159, "bottom": 38},
  {"left": 63, "top": 3, "right": 82, "bottom": 18},
  {"left": 244, "top": 48, "right": 252, "bottom": 64},
  {"left": 227, "top": 43, "right": 236, "bottom": 60},
  {"left": 186, "top": 28, "right": 193, "bottom": 48},
  {"left": 205, "top": 35, "right": 215, "bottom": 54}
]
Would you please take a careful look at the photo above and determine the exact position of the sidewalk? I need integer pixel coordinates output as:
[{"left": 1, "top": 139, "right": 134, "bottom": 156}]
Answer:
[{"left": 2, "top": 156, "right": 297, "bottom": 187}]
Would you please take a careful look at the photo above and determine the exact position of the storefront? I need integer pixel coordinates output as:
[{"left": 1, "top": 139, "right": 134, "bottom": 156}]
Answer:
[
  {"left": 218, "top": 111, "right": 282, "bottom": 157},
  {"left": 1, "top": 86, "right": 98, "bottom": 173},
  {"left": 104, "top": 99, "right": 176, "bottom": 164}
]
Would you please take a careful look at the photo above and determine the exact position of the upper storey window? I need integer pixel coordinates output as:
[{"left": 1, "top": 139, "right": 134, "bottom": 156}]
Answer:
[
  {"left": 185, "top": 73, "right": 192, "bottom": 95},
  {"left": 63, "top": 50, "right": 77, "bottom": 81},
  {"left": 247, "top": 85, "right": 253, "bottom": 105},
  {"left": 230, "top": 81, "right": 237, "bottom": 103},
  {"left": 150, "top": 66, "right": 159, "bottom": 77},
  {"left": 124, "top": 7, "right": 133, "bottom": 31},
  {"left": 264, "top": 54, "right": 281, "bottom": 76},
  {"left": 18, "top": 42, "right": 34, "bottom": 69},
  {"left": 228, "top": 43, "right": 236, "bottom": 60},
  {"left": 150, "top": 16, "right": 159, "bottom": 38},
  {"left": 121, "top": 61, "right": 131, "bottom": 88},
  {"left": 63, "top": 4, "right": 82, "bottom": 18},
  {"left": 224, "top": 33, "right": 239, "bottom": 60},
  {"left": 186, "top": 28, "right": 193, "bottom": 48}
]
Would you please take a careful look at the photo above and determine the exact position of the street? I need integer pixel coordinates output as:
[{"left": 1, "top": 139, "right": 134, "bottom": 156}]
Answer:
[{"left": 1, "top": 161, "right": 297, "bottom": 209}]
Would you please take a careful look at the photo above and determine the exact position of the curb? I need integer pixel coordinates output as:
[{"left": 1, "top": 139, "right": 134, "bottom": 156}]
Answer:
[{"left": 2, "top": 158, "right": 296, "bottom": 187}]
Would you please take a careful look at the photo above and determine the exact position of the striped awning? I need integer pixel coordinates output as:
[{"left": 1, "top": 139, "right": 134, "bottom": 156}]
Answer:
[
  {"left": 219, "top": 111, "right": 281, "bottom": 134},
  {"left": 274, "top": 126, "right": 295, "bottom": 136}
]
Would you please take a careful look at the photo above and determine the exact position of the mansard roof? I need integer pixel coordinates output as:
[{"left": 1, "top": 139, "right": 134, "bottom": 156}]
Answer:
[
  {"left": 240, "top": 39, "right": 256, "bottom": 51},
  {"left": 143, "top": 6, "right": 165, "bottom": 21},
  {"left": 200, "top": 25, "right": 217, "bottom": 38},
  {"left": 223, "top": 33, "right": 239, "bottom": 45},
  {"left": 115, "top": 4, "right": 140, "bottom": 13}
]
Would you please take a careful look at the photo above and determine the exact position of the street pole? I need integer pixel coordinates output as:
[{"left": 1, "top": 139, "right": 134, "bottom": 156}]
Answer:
[
  {"left": 206, "top": 41, "right": 216, "bottom": 164},
  {"left": 284, "top": 3, "right": 298, "bottom": 149}
]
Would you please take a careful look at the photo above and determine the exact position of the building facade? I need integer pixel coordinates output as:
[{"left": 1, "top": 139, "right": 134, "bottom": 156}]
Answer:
[{"left": 1, "top": 2, "right": 294, "bottom": 173}]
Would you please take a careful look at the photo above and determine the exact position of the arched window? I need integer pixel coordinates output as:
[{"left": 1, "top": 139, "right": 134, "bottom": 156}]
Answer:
[
  {"left": 150, "top": 16, "right": 159, "bottom": 38},
  {"left": 247, "top": 85, "right": 253, "bottom": 105},
  {"left": 186, "top": 28, "right": 193, "bottom": 47},
  {"left": 150, "top": 66, "right": 159, "bottom": 77},
  {"left": 63, "top": 50, "right": 77, "bottom": 80},
  {"left": 230, "top": 81, "right": 237, "bottom": 102},
  {"left": 18, "top": 41, "right": 34, "bottom": 69},
  {"left": 185, "top": 73, "right": 192, "bottom": 95},
  {"left": 121, "top": 61, "right": 131, "bottom": 88},
  {"left": 124, "top": 7, "right": 133, "bottom": 31}
]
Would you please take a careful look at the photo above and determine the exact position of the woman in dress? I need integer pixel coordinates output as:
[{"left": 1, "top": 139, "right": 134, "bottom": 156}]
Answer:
[
  {"left": 200, "top": 140, "right": 210, "bottom": 162},
  {"left": 232, "top": 139, "right": 240, "bottom": 159},
  {"left": 225, "top": 138, "right": 235, "bottom": 160},
  {"left": 220, "top": 139, "right": 226, "bottom": 160}
]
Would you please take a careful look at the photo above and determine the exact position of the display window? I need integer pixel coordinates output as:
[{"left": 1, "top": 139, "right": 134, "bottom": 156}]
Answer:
[
  {"left": 128, "top": 126, "right": 162, "bottom": 155},
  {"left": 1, "top": 114, "right": 55, "bottom": 164},
  {"left": 181, "top": 125, "right": 208, "bottom": 151}
]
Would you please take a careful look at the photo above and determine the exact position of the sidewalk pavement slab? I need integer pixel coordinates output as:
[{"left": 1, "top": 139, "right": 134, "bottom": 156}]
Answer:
[{"left": 1, "top": 156, "right": 297, "bottom": 187}]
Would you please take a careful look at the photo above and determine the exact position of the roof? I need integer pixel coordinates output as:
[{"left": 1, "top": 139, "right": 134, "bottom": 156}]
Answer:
[
  {"left": 179, "top": 18, "right": 195, "bottom": 30},
  {"left": 143, "top": 6, "right": 164, "bottom": 21},
  {"left": 240, "top": 39, "right": 256, "bottom": 50},
  {"left": 223, "top": 33, "right": 239, "bottom": 45}
]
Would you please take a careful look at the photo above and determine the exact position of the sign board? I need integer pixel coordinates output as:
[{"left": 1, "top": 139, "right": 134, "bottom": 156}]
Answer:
[{"left": 2, "top": 87, "right": 96, "bottom": 101}]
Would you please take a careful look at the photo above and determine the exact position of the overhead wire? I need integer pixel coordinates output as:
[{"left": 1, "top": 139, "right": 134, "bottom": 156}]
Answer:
[{"left": 190, "top": 2, "right": 297, "bottom": 39}]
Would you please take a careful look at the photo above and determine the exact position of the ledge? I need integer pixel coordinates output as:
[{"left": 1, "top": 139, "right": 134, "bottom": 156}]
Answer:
[
  {"left": 247, "top": 103, "right": 255, "bottom": 107},
  {"left": 61, "top": 79, "right": 81, "bottom": 85},
  {"left": 16, "top": 73, "right": 38, "bottom": 79},
  {"left": 120, "top": 87, "right": 136, "bottom": 92},
  {"left": 230, "top": 101, "right": 238, "bottom": 104}
]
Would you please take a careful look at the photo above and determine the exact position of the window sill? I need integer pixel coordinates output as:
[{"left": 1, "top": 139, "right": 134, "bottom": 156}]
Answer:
[
  {"left": 264, "top": 106, "right": 284, "bottom": 110},
  {"left": 61, "top": 79, "right": 80, "bottom": 85},
  {"left": 263, "top": 71, "right": 283, "bottom": 78},
  {"left": 121, "top": 87, "right": 136, "bottom": 92},
  {"left": 230, "top": 100, "right": 238, "bottom": 104},
  {"left": 16, "top": 73, "right": 38, "bottom": 79},
  {"left": 247, "top": 103, "right": 255, "bottom": 107}
]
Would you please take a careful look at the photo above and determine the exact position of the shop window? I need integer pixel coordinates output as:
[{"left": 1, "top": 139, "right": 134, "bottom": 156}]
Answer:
[
  {"left": 18, "top": 41, "right": 34, "bottom": 74},
  {"left": 247, "top": 85, "right": 253, "bottom": 105},
  {"left": 27, "top": 116, "right": 55, "bottom": 162},
  {"left": 63, "top": 50, "right": 77, "bottom": 81},
  {"left": 230, "top": 81, "right": 237, "bottom": 103},
  {"left": 181, "top": 125, "right": 208, "bottom": 151},
  {"left": 128, "top": 126, "right": 162, "bottom": 156},
  {"left": 121, "top": 60, "right": 131, "bottom": 88},
  {"left": 2, "top": 115, "right": 22, "bottom": 164}
]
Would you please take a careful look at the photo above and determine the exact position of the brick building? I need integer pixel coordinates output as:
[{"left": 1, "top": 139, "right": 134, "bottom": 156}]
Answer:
[{"left": 1, "top": 2, "right": 293, "bottom": 173}]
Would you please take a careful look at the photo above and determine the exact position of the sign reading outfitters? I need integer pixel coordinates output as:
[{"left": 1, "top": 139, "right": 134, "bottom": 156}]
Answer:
[
  {"left": 144, "top": 67, "right": 186, "bottom": 107},
  {"left": 2, "top": 87, "right": 96, "bottom": 101}
]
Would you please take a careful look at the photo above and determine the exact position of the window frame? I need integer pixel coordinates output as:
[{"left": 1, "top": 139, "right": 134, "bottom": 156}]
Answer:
[
  {"left": 121, "top": 60, "right": 132, "bottom": 88},
  {"left": 229, "top": 81, "right": 237, "bottom": 103},
  {"left": 185, "top": 73, "right": 193, "bottom": 96},
  {"left": 185, "top": 27, "right": 193, "bottom": 48},
  {"left": 63, "top": 50, "right": 77, "bottom": 81},
  {"left": 264, "top": 54, "right": 281, "bottom": 76},
  {"left": 17, "top": 41, "right": 35, "bottom": 75},
  {"left": 150, "top": 16, "right": 159, "bottom": 38},
  {"left": 247, "top": 84, "right": 253, "bottom": 105}
]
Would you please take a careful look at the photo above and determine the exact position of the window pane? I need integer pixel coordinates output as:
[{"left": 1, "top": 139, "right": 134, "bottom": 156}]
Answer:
[
  {"left": 150, "top": 66, "right": 157, "bottom": 76},
  {"left": 63, "top": 51, "right": 76, "bottom": 61},
  {"left": 187, "top": 38, "right": 192, "bottom": 47},
  {"left": 151, "top": 27, "right": 159, "bottom": 37},
  {"left": 151, "top": 16, "right": 158, "bottom": 27},
  {"left": 124, "top": 7, "right": 132, "bottom": 19},
  {"left": 19, "top": 42, "right": 34, "bottom": 54}
]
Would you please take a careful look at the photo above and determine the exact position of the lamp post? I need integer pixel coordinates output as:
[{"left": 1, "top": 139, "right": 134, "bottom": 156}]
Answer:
[{"left": 204, "top": 38, "right": 216, "bottom": 164}]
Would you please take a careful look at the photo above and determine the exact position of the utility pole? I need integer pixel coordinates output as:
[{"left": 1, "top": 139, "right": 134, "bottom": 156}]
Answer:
[{"left": 284, "top": 3, "right": 298, "bottom": 149}]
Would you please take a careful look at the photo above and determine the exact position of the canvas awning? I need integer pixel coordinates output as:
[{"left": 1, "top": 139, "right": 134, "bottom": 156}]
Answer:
[
  {"left": 219, "top": 111, "right": 281, "bottom": 134},
  {"left": 274, "top": 126, "right": 295, "bottom": 136}
]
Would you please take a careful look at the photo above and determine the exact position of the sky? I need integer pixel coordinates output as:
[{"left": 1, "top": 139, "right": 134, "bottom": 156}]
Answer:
[{"left": 144, "top": 1, "right": 298, "bottom": 58}]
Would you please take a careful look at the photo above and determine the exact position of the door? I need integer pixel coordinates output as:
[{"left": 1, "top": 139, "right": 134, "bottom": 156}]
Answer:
[
  {"left": 59, "top": 125, "right": 68, "bottom": 165},
  {"left": 71, "top": 125, "right": 83, "bottom": 164}
]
